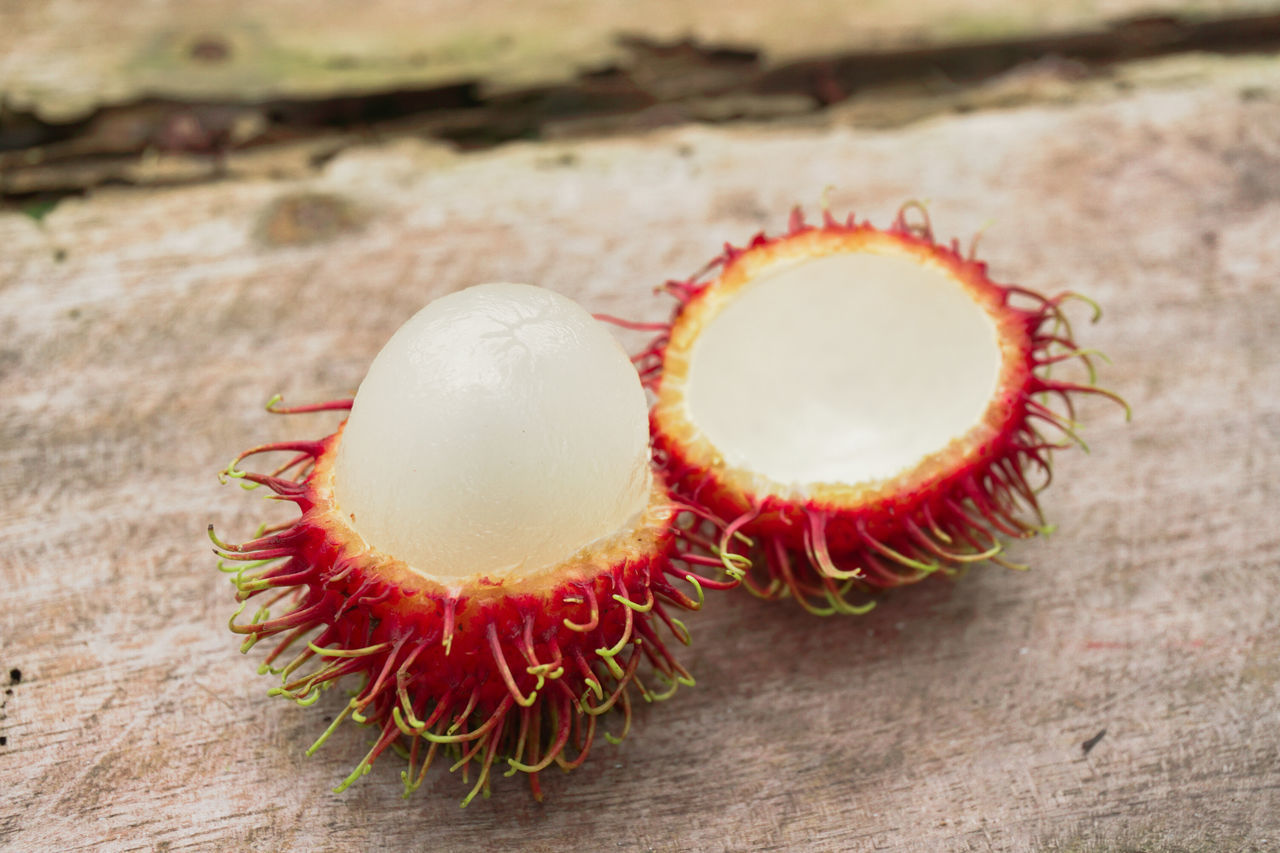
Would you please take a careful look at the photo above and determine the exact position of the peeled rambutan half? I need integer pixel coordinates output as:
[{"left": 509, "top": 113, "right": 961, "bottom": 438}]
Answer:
[
  {"left": 635, "top": 206, "right": 1128, "bottom": 615},
  {"left": 210, "top": 283, "right": 740, "bottom": 804}
]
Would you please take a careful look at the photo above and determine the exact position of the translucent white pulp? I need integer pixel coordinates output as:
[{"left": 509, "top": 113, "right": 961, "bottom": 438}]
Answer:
[
  {"left": 334, "top": 283, "right": 652, "bottom": 581},
  {"left": 685, "top": 251, "right": 1002, "bottom": 488}
]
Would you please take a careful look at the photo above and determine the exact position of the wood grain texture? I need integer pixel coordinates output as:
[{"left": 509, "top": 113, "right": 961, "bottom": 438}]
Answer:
[
  {"left": 2, "top": 60, "right": 1279, "bottom": 851},
  {"left": 1, "top": 0, "right": 1272, "bottom": 120}
]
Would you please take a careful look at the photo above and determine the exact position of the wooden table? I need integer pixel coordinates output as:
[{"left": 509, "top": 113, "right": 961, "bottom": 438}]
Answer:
[{"left": 2, "top": 20, "right": 1279, "bottom": 853}]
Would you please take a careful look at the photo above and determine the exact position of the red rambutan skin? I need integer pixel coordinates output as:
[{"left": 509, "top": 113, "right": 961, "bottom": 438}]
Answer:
[
  {"left": 212, "top": 400, "right": 739, "bottom": 803},
  {"left": 627, "top": 205, "right": 1128, "bottom": 615}
]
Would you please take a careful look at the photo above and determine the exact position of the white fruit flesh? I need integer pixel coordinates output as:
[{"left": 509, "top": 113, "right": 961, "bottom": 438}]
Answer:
[
  {"left": 684, "top": 251, "right": 1002, "bottom": 488},
  {"left": 334, "top": 283, "right": 652, "bottom": 581}
]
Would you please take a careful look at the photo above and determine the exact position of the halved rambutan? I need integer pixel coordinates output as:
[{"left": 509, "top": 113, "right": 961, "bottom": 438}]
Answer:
[
  {"left": 633, "top": 206, "right": 1128, "bottom": 615},
  {"left": 211, "top": 284, "right": 740, "bottom": 804}
]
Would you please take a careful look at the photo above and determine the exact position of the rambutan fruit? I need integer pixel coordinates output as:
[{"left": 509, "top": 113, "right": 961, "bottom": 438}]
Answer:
[
  {"left": 210, "top": 283, "right": 740, "bottom": 804},
  {"left": 634, "top": 205, "right": 1129, "bottom": 615}
]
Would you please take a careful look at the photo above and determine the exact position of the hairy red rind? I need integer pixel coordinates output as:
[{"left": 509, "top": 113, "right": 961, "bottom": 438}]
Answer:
[
  {"left": 638, "top": 205, "right": 1128, "bottom": 615},
  {"left": 212, "top": 402, "right": 739, "bottom": 803}
]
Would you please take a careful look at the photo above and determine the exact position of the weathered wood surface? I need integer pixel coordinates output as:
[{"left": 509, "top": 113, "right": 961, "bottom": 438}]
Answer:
[
  {"left": 0, "top": 0, "right": 1272, "bottom": 120},
  {"left": 2, "top": 59, "right": 1280, "bottom": 851}
]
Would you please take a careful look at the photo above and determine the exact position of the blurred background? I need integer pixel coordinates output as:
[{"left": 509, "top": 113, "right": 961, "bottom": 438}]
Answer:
[{"left": 4, "top": 1, "right": 1279, "bottom": 208}]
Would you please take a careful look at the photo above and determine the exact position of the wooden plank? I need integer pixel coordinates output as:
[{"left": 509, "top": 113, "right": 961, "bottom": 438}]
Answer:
[
  {"left": 2, "top": 59, "right": 1279, "bottom": 851},
  {"left": 0, "top": 0, "right": 1273, "bottom": 121}
]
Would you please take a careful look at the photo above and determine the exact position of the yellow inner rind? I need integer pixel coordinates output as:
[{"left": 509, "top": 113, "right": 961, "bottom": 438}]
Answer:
[{"left": 654, "top": 228, "right": 1032, "bottom": 512}]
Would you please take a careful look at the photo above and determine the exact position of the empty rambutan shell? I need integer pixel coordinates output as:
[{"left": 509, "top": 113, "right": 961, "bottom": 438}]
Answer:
[
  {"left": 211, "top": 284, "right": 740, "bottom": 803},
  {"left": 632, "top": 206, "right": 1129, "bottom": 615}
]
